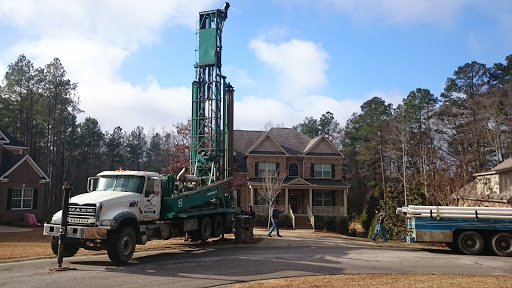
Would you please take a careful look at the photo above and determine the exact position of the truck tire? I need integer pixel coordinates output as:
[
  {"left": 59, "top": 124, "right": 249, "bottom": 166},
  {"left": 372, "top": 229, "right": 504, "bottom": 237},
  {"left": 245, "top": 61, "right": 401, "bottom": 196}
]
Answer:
[
  {"left": 200, "top": 217, "right": 212, "bottom": 242},
  {"left": 212, "top": 215, "right": 224, "bottom": 238},
  {"left": 107, "top": 226, "right": 136, "bottom": 263},
  {"left": 51, "top": 236, "right": 80, "bottom": 257},
  {"left": 457, "top": 231, "right": 484, "bottom": 255},
  {"left": 491, "top": 232, "right": 512, "bottom": 257}
]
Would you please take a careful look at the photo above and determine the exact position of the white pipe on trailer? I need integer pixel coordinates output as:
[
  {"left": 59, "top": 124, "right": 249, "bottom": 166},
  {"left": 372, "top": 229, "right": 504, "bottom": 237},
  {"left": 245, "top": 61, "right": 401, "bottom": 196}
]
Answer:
[
  {"left": 414, "top": 215, "right": 512, "bottom": 219},
  {"left": 397, "top": 205, "right": 512, "bottom": 219}
]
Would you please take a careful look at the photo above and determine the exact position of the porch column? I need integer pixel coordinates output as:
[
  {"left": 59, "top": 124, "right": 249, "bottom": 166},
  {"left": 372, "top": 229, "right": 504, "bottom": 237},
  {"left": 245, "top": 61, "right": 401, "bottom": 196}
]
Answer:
[
  {"left": 250, "top": 187, "right": 254, "bottom": 206},
  {"left": 343, "top": 189, "right": 348, "bottom": 216},
  {"left": 309, "top": 188, "right": 313, "bottom": 212},
  {"left": 285, "top": 188, "right": 289, "bottom": 214}
]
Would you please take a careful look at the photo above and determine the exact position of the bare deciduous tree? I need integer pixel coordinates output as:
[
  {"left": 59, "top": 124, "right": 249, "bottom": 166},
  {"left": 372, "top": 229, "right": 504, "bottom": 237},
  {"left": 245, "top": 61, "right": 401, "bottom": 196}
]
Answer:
[{"left": 259, "top": 169, "right": 285, "bottom": 228}]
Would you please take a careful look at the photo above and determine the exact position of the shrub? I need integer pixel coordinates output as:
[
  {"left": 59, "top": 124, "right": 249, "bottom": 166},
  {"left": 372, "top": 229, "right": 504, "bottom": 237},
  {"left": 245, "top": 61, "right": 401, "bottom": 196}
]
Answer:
[
  {"left": 336, "top": 217, "right": 349, "bottom": 234},
  {"left": 314, "top": 216, "right": 349, "bottom": 234},
  {"left": 254, "top": 214, "right": 269, "bottom": 227},
  {"left": 279, "top": 214, "right": 293, "bottom": 228}
]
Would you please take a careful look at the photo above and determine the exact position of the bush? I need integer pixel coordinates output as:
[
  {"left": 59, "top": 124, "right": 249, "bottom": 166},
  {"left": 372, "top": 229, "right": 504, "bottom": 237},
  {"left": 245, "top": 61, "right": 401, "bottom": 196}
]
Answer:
[
  {"left": 279, "top": 214, "right": 293, "bottom": 228},
  {"left": 336, "top": 217, "right": 349, "bottom": 234},
  {"left": 314, "top": 216, "right": 349, "bottom": 235},
  {"left": 253, "top": 213, "right": 293, "bottom": 228},
  {"left": 254, "top": 213, "right": 269, "bottom": 227}
]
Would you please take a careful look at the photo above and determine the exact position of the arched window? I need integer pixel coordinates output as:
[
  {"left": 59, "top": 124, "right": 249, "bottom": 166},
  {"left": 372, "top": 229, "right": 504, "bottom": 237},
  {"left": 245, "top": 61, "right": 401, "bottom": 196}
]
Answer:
[{"left": 289, "top": 163, "right": 299, "bottom": 177}]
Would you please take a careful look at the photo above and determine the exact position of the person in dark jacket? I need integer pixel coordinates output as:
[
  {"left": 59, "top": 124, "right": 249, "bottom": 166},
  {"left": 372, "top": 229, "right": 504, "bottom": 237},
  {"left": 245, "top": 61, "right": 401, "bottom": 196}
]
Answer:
[
  {"left": 267, "top": 204, "right": 283, "bottom": 237},
  {"left": 371, "top": 208, "right": 388, "bottom": 241},
  {"left": 246, "top": 205, "right": 256, "bottom": 218}
]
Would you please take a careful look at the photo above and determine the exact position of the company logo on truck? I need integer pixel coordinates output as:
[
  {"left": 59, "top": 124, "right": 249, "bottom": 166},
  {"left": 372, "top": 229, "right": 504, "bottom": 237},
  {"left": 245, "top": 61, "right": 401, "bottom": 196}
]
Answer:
[{"left": 69, "top": 207, "right": 95, "bottom": 213}]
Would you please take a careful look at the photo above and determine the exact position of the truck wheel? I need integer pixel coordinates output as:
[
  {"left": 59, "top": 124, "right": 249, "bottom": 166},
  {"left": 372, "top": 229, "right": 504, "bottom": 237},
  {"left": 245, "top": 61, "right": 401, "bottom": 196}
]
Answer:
[
  {"left": 51, "top": 236, "right": 80, "bottom": 257},
  {"left": 457, "top": 231, "right": 484, "bottom": 255},
  {"left": 491, "top": 232, "right": 512, "bottom": 257},
  {"left": 200, "top": 217, "right": 212, "bottom": 242},
  {"left": 212, "top": 215, "right": 223, "bottom": 238},
  {"left": 107, "top": 226, "right": 136, "bottom": 263},
  {"left": 189, "top": 231, "right": 201, "bottom": 242}
]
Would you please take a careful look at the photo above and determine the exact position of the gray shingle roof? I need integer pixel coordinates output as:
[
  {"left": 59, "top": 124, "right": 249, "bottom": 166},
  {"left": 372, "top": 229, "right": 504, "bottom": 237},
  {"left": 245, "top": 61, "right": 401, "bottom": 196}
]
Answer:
[
  {"left": 490, "top": 157, "right": 512, "bottom": 172},
  {"left": 233, "top": 128, "right": 313, "bottom": 172},
  {"left": 0, "top": 128, "right": 26, "bottom": 147}
]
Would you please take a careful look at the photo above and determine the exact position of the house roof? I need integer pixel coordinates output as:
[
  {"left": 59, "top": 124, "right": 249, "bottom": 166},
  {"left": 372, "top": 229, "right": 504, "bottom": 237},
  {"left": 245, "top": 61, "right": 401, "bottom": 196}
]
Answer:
[
  {"left": 1, "top": 148, "right": 25, "bottom": 175},
  {"left": 233, "top": 128, "right": 344, "bottom": 173},
  {"left": 474, "top": 157, "right": 512, "bottom": 176},
  {"left": 490, "top": 157, "right": 512, "bottom": 172},
  {"left": 0, "top": 128, "right": 26, "bottom": 147},
  {"left": 233, "top": 128, "right": 314, "bottom": 172},
  {"left": 0, "top": 128, "right": 49, "bottom": 182}
]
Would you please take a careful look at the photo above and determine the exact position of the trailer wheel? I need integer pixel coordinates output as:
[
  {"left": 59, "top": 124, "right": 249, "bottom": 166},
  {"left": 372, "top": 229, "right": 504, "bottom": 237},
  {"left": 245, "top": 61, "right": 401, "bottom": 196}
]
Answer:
[
  {"left": 51, "top": 236, "right": 80, "bottom": 257},
  {"left": 491, "top": 232, "right": 512, "bottom": 257},
  {"left": 107, "top": 226, "right": 136, "bottom": 263},
  {"left": 457, "top": 231, "right": 484, "bottom": 255},
  {"left": 200, "top": 217, "right": 212, "bottom": 242},
  {"left": 212, "top": 215, "right": 224, "bottom": 238}
]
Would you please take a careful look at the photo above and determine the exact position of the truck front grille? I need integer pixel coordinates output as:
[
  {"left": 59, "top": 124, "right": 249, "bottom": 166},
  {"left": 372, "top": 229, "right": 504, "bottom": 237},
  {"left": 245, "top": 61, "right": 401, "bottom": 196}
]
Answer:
[{"left": 68, "top": 203, "right": 97, "bottom": 225}]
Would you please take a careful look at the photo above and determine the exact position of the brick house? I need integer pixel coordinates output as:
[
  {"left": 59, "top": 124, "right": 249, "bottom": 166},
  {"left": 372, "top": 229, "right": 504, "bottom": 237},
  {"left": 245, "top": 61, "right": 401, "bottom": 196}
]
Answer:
[
  {"left": 232, "top": 128, "right": 350, "bottom": 229},
  {"left": 0, "top": 128, "right": 49, "bottom": 224}
]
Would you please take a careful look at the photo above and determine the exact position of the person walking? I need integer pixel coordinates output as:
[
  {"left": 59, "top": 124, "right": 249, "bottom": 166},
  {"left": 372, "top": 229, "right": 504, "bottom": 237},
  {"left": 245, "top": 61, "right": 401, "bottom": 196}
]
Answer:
[
  {"left": 267, "top": 204, "right": 283, "bottom": 237},
  {"left": 372, "top": 208, "right": 388, "bottom": 241}
]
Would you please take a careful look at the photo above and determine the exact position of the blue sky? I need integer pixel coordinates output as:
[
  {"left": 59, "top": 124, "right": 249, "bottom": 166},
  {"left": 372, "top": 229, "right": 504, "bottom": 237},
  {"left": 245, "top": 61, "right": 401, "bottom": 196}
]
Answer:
[{"left": 0, "top": 0, "right": 511, "bottom": 133}]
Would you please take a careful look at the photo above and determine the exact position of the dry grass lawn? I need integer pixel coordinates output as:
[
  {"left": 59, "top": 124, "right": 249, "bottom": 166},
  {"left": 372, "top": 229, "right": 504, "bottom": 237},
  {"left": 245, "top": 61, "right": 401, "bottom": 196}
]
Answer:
[
  {"left": 1, "top": 226, "right": 511, "bottom": 287},
  {"left": 0, "top": 226, "right": 234, "bottom": 260}
]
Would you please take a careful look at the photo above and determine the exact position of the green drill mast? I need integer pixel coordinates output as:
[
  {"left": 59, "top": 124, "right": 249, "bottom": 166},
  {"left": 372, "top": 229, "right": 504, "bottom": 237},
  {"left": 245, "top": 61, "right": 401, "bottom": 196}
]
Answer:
[{"left": 191, "top": 2, "right": 234, "bottom": 185}]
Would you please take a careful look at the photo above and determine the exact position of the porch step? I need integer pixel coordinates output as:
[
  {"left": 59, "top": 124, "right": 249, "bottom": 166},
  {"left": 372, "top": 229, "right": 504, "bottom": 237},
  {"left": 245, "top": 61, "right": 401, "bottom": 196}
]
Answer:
[{"left": 294, "top": 215, "right": 313, "bottom": 229}]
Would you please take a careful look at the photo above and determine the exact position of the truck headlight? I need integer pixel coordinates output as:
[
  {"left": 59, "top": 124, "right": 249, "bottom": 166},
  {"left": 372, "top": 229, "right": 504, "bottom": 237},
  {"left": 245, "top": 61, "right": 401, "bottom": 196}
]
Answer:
[
  {"left": 100, "top": 219, "right": 117, "bottom": 227},
  {"left": 51, "top": 216, "right": 62, "bottom": 224}
]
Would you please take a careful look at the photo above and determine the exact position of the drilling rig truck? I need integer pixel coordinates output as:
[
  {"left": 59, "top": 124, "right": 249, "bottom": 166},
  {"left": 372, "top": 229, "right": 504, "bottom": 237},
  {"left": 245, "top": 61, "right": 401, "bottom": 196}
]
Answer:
[
  {"left": 397, "top": 205, "right": 512, "bottom": 257},
  {"left": 43, "top": 2, "right": 236, "bottom": 263}
]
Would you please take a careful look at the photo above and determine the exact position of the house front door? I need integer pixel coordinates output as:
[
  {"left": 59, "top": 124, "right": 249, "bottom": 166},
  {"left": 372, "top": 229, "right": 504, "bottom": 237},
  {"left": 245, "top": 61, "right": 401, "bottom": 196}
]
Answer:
[{"left": 290, "top": 192, "right": 297, "bottom": 212}]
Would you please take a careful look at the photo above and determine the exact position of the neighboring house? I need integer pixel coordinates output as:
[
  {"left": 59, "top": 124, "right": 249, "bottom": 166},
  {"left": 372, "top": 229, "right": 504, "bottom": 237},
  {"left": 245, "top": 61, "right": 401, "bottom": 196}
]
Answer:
[
  {"left": 457, "top": 157, "right": 512, "bottom": 206},
  {"left": 232, "top": 128, "right": 350, "bottom": 229},
  {"left": 0, "top": 128, "right": 49, "bottom": 224}
]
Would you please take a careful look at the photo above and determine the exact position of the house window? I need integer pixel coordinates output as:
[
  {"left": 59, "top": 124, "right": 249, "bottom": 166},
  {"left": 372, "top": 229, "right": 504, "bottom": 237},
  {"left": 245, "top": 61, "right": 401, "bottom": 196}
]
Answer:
[
  {"left": 313, "top": 190, "right": 334, "bottom": 207},
  {"left": 11, "top": 188, "right": 34, "bottom": 209},
  {"left": 258, "top": 162, "right": 277, "bottom": 177},
  {"left": 314, "top": 164, "right": 331, "bottom": 178},
  {"left": 289, "top": 164, "right": 299, "bottom": 177}
]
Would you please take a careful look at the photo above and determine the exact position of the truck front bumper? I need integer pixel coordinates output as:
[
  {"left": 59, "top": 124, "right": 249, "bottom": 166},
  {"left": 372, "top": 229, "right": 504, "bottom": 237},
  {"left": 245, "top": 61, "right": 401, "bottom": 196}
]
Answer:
[{"left": 44, "top": 223, "right": 108, "bottom": 239}]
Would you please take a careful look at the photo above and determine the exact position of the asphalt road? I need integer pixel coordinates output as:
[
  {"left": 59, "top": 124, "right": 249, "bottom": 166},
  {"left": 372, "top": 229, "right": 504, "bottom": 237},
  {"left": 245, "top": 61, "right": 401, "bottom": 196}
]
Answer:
[{"left": 0, "top": 229, "right": 511, "bottom": 288}]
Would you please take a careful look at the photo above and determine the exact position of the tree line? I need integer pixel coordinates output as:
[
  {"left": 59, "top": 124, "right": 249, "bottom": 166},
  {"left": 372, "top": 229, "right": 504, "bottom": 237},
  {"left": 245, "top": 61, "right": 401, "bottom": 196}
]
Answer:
[
  {"left": 0, "top": 55, "right": 188, "bottom": 217},
  {"left": 295, "top": 54, "right": 512, "bottom": 237},
  {"left": 2, "top": 53, "right": 511, "bottom": 232}
]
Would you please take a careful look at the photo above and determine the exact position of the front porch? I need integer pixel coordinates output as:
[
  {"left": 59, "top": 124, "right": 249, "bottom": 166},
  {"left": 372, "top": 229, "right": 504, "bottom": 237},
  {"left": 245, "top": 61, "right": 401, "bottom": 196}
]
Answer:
[{"left": 250, "top": 187, "right": 348, "bottom": 229}]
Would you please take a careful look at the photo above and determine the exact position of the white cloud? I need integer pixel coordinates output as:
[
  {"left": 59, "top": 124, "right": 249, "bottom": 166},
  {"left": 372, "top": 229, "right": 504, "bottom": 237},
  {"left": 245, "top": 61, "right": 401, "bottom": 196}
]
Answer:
[
  {"left": 363, "top": 89, "right": 405, "bottom": 108},
  {"left": 0, "top": 0, "right": 216, "bottom": 49},
  {"left": 79, "top": 79, "right": 191, "bottom": 132},
  {"left": 0, "top": 0, "right": 217, "bottom": 132},
  {"left": 223, "top": 65, "right": 255, "bottom": 86},
  {"left": 248, "top": 37, "right": 329, "bottom": 97}
]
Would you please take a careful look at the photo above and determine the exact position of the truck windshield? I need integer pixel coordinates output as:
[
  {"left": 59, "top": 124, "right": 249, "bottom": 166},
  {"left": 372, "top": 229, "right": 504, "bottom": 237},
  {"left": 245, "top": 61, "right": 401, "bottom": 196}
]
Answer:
[{"left": 96, "top": 176, "right": 145, "bottom": 194}]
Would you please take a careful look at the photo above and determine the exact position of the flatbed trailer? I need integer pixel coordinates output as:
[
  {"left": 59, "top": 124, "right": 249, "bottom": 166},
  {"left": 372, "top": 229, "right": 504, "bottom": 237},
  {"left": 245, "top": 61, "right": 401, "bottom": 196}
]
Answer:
[{"left": 397, "top": 205, "right": 512, "bottom": 256}]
